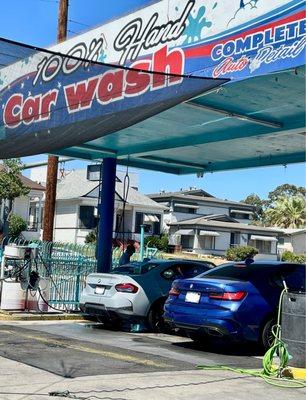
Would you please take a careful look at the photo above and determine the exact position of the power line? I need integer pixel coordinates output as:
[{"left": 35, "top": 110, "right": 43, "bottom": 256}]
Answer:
[
  {"left": 69, "top": 19, "right": 90, "bottom": 27},
  {"left": 33, "top": 0, "right": 59, "bottom": 3}
]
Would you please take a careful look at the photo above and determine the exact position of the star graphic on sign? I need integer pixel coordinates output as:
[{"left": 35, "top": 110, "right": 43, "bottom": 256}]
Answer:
[
  {"left": 28, "top": 91, "right": 32, "bottom": 96},
  {"left": 1, "top": 104, "right": 4, "bottom": 109},
  {"left": 20, "top": 82, "right": 25, "bottom": 89},
  {"left": 57, "top": 82, "right": 62, "bottom": 89}
]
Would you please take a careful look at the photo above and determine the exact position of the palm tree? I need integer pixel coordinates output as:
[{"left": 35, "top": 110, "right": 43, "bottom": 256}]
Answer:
[{"left": 265, "top": 196, "right": 306, "bottom": 228}]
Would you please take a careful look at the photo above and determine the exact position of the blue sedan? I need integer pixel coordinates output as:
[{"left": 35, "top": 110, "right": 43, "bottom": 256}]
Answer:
[{"left": 164, "top": 261, "right": 305, "bottom": 349}]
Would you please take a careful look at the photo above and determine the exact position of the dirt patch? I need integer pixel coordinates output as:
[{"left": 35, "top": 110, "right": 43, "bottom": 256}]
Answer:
[{"left": 162, "top": 252, "right": 227, "bottom": 266}]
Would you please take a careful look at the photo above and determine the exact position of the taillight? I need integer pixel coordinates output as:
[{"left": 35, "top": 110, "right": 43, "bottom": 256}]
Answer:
[
  {"left": 209, "top": 291, "right": 247, "bottom": 301},
  {"left": 115, "top": 283, "right": 138, "bottom": 293},
  {"left": 169, "top": 286, "right": 180, "bottom": 296}
]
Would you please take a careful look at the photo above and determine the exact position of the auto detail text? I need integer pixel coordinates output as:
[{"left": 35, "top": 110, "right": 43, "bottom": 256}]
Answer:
[{"left": 211, "top": 18, "right": 306, "bottom": 77}]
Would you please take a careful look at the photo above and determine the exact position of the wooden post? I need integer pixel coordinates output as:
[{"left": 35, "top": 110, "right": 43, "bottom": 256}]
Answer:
[
  {"left": 43, "top": 0, "right": 68, "bottom": 242},
  {"left": 57, "top": 0, "right": 68, "bottom": 43}
]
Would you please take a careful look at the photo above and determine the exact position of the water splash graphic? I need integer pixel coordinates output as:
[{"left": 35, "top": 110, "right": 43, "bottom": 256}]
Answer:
[
  {"left": 98, "top": 49, "right": 107, "bottom": 62},
  {"left": 183, "top": 6, "right": 212, "bottom": 45}
]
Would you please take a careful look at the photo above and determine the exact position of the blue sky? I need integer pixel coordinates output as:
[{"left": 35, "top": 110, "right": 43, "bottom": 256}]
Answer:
[{"left": 1, "top": 0, "right": 305, "bottom": 200}]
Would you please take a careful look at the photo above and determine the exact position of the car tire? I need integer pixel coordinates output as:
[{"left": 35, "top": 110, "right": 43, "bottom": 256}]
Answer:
[
  {"left": 148, "top": 301, "right": 166, "bottom": 333},
  {"left": 261, "top": 318, "right": 276, "bottom": 351}
]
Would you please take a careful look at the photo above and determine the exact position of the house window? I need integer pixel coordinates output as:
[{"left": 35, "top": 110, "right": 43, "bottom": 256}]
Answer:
[
  {"left": 181, "top": 235, "right": 194, "bottom": 249},
  {"left": 230, "top": 212, "right": 250, "bottom": 220},
  {"left": 79, "top": 206, "right": 97, "bottom": 229},
  {"left": 278, "top": 237, "right": 285, "bottom": 245},
  {"left": 198, "top": 235, "right": 215, "bottom": 250},
  {"left": 135, "top": 212, "right": 161, "bottom": 235},
  {"left": 249, "top": 240, "right": 272, "bottom": 254},
  {"left": 174, "top": 206, "right": 196, "bottom": 214}
]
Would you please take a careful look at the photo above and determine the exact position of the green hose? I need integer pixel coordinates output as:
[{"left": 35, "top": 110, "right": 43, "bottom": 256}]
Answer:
[{"left": 197, "top": 289, "right": 306, "bottom": 388}]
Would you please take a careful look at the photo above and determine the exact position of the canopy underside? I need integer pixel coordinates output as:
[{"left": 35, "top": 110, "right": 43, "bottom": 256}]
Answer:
[{"left": 55, "top": 66, "right": 306, "bottom": 174}]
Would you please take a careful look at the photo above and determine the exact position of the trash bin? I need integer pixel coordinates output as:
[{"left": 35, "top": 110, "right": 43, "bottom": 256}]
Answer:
[{"left": 281, "top": 291, "right": 306, "bottom": 368}]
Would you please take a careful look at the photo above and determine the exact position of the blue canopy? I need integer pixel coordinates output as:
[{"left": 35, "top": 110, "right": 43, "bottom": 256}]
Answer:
[{"left": 56, "top": 65, "right": 305, "bottom": 174}]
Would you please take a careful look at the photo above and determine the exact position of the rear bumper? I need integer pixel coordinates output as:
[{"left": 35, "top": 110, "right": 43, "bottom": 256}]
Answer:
[
  {"left": 80, "top": 302, "right": 144, "bottom": 323},
  {"left": 164, "top": 317, "right": 239, "bottom": 338},
  {"left": 164, "top": 304, "right": 243, "bottom": 340}
]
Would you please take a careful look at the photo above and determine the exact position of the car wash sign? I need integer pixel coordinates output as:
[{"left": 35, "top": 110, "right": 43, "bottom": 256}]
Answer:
[
  {"left": 0, "top": 0, "right": 305, "bottom": 157},
  {"left": 45, "top": 0, "right": 305, "bottom": 80}
]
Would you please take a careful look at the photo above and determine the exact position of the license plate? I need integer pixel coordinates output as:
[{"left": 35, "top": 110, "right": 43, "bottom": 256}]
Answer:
[
  {"left": 185, "top": 291, "right": 201, "bottom": 303},
  {"left": 95, "top": 286, "right": 105, "bottom": 295}
]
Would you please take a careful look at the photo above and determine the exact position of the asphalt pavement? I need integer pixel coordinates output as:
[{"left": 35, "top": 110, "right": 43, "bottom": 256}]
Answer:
[{"left": 0, "top": 320, "right": 304, "bottom": 399}]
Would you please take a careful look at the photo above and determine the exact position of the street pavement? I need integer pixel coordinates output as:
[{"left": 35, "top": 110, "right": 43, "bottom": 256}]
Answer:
[{"left": 0, "top": 320, "right": 304, "bottom": 399}]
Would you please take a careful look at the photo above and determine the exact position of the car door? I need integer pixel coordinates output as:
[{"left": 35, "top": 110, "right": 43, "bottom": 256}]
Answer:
[{"left": 157, "top": 263, "right": 177, "bottom": 297}]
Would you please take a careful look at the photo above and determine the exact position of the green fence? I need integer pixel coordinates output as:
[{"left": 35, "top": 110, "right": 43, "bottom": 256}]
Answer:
[{"left": 3, "top": 239, "right": 163, "bottom": 311}]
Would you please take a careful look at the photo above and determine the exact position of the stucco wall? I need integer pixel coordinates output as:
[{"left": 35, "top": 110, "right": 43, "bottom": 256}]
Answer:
[
  {"left": 53, "top": 201, "right": 78, "bottom": 243},
  {"left": 291, "top": 233, "right": 306, "bottom": 254},
  {"left": 13, "top": 197, "right": 29, "bottom": 221},
  {"left": 215, "top": 232, "right": 231, "bottom": 252}
]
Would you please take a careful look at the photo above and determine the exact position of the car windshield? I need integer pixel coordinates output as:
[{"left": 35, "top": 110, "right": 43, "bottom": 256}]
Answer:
[
  {"left": 200, "top": 263, "right": 257, "bottom": 281},
  {"left": 113, "top": 262, "right": 160, "bottom": 275}
]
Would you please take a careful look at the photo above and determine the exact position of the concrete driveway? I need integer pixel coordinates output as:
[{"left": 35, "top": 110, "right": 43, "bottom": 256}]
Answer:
[{"left": 0, "top": 320, "right": 303, "bottom": 399}]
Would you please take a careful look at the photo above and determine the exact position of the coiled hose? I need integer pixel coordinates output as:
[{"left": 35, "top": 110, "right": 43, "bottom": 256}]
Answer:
[{"left": 197, "top": 289, "right": 306, "bottom": 388}]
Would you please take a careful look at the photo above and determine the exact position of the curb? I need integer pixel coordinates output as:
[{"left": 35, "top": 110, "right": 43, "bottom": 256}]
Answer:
[
  {"left": 0, "top": 311, "right": 84, "bottom": 321},
  {"left": 283, "top": 366, "right": 306, "bottom": 380}
]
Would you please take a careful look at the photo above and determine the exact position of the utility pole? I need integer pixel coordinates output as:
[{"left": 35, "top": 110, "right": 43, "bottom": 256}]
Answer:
[{"left": 43, "top": 0, "right": 69, "bottom": 242}]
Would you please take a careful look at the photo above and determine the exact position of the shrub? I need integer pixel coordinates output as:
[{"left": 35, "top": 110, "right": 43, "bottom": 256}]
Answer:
[
  {"left": 85, "top": 230, "right": 97, "bottom": 244},
  {"left": 281, "top": 250, "right": 306, "bottom": 264},
  {"left": 144, "top": 235, "right": 169, "bottom": 252},
  {"left": 226, "top": 245, "right": 258, "bottom": 261},
  {"left": 9, "top": 214, "right": 27, "bottom": 239}
]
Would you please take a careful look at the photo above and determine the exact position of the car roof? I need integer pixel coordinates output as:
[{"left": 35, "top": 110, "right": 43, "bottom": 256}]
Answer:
[
  {"left": 234, "top": 261, "right": 304, "bottom": 267},
  {"left": 145, "top": 259, "right": 212, "bottom": 264}
]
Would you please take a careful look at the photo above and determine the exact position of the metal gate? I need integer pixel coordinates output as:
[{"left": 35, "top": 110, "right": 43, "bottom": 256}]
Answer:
[{"left": 3, "top": 239, "right": 162, "bottom": 311}]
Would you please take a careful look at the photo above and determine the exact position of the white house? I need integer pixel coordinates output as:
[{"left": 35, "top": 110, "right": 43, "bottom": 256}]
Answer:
[
  {"left": 0, "top": 173, "right": 45, "bottom": 241},
  {"left": 53, "top": 169, "right": 165, "bottom": 244},
  {"left": 278, "top": 229, "right": 306, "bottom": 255},
  {"left": 149, "top": 189, "right": 280, "bottom": 259}
]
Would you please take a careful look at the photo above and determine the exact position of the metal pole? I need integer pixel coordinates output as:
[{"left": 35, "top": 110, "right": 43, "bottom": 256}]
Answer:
[
  {"left": 43, "top": 0, "right": 68, "bottom": 242},
  {"left": 97, "top": 158, "right": 117, "bottom": 273},
  {"left": 140, "top": 225, "right": 145, "bottom": 261}
]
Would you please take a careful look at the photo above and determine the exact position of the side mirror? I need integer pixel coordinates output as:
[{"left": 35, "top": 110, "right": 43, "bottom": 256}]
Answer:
[{"left": 162, "top": 269, "right": 175, "bottom": 279}]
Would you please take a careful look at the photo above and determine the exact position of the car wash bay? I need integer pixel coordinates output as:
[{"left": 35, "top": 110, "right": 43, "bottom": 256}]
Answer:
[{"left": 53, "top": 65, "right": 306, "bottom": 272}]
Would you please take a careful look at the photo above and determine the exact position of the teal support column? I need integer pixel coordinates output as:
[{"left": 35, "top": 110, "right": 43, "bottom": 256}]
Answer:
[
  {"left": 97, "top": 158, "right": 117, "bottom": 273},
  {"left": 140, "top": 224, "right": 145, "bottom": 261}
]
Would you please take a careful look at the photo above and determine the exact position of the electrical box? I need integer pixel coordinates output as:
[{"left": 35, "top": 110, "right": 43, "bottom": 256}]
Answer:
[{"left": 1, "top": 281, "right": 26, "bottom": 310}]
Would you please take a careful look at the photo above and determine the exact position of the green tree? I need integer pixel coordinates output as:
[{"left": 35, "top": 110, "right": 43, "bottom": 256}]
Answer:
[
  {"left": 85, "top": 230, "right": 97, "bottom": 244},
  {"left": 280, "top": 250, "right": 306, "bottom": 264},
  {"left": 8, "top": 214, "right": 27, "bottom": 239},
  {"left": 226, "top": 245, "right": 258, "bottom": 261},
  {"left": 0, "top": 159, "right": 29, "bottom": 236},
  {"left": 0, "top": 159, "right": 29, "bottom": 200},
  {"left": 265, "top": 196, "right": 306, "bottom": 228},
  {"left": 241, "top": 194, "right": 265, "bottom": 222},
  {"left": 144, "top": 235, "right": 169, "bottom": 252},
  {"left": 267, "top": 184, "right": 306, "bottom": 207}
]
